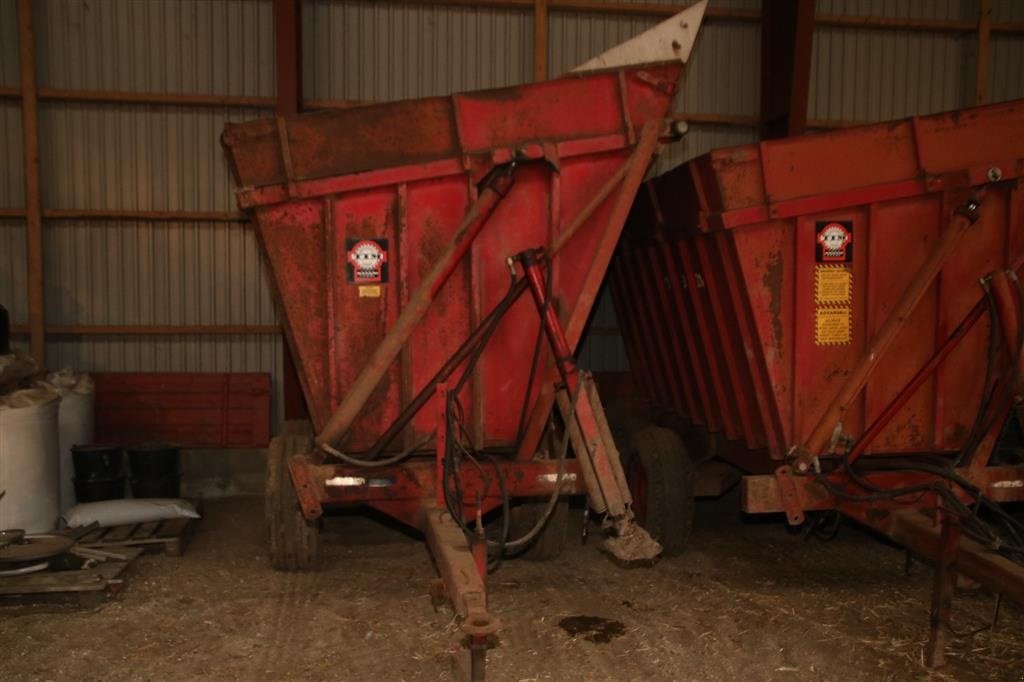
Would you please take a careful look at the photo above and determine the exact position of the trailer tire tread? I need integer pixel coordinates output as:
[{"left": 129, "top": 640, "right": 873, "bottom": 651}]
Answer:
[
  {"left": 266, "top": 424, "right": 321, "bottom": 571},
  {"left": 509, "top": 497, "right": 571, "bottom": 561},
  {"left": 627, "top": 426, "right": 695, "bottom": 557}
]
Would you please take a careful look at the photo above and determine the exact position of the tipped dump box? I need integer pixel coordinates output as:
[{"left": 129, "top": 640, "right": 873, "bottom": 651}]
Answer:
[
  {"left": 617, "top": 99, "right": 1024, "bottom": 471},
  {"left": 224, "top": 63, "right": 685, "bottom": 454}
]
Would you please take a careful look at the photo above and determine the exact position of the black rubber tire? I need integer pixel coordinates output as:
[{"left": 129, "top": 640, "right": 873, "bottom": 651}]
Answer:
[
  {"left": 624, "top": 426, "right": 695, "bottom": 557},
  {"left": 266, "top": 421, "right": 320, "bottom": 571},
  {"left": 508, "top": 496, "right": 571, "bottom": 561}
]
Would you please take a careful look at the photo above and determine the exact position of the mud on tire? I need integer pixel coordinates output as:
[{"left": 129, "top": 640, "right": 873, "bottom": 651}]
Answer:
[
  {"left": 624, "top": 425, "right": 695, "bottom": 557},
  {"left": 266, "top": 420, "right": 321, "bottom": 571}
]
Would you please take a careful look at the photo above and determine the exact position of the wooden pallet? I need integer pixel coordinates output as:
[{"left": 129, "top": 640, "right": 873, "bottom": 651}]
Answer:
[
  {"left": 77, "top": 514, "right": 200, "bottom": 557},
  {"left": 0, "top": 547, "right": 142, "bottom": 597}
]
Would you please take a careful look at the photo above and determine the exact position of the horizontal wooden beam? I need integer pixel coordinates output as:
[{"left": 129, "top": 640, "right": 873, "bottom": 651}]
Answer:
[
  {"left": 549, "top": 0, "right": 758, "bottom": 21},
  {"left": 45, "top": 208, "right": 246, "bottom": 222},
  {"left": 366, "top": 0, "right": 1024, "bottom": 32},
  {"left": 10, "top": 324, "right": 281, "bottom": 336},
  {"left": 815, "top": 13, "right": 974, "bottom": 33},
  {"left": 0, "top": 208, "right": 246, "bottom": 222},
  {"left": 302, "top": 97, "right": 375, "bottom": 110},
  {"left": 0, "top": 86, "right": 274, "bottom": 109},
  {"left": 367, "top": 0, "right": 675, "bottom": 18}
]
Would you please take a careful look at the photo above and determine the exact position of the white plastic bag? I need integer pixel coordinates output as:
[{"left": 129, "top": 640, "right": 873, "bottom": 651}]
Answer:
[
  {"left": 36, "top": 369, "right": 95, "bottom": 513},
  {"left": 62, "top": 498, "right": 200, "bottom": 528},
  {"left": 0, "top": 387, "right": 61, "bottom": 533}
]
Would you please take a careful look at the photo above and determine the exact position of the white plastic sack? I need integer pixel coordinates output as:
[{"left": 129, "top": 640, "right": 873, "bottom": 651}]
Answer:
[
  {"left": 0, "top": 387, "right": 61, "bottom": 533},
  {"left": 36, "top": 369, "right": 95, "bottom": 513},
  {"left": 62, "top": 498, "right": 200, "bottom": 529},
  {"left": 0, "top": 352, "right": 39, "bottom": 391}
]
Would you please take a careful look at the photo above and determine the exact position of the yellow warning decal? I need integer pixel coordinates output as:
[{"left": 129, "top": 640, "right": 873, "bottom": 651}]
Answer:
[
  {"left": 814, "top": 265, "right": 853, "bottom": 306},
  {"left": 815, "top": 306, "right": 852, "bottom": 346},
  {"left": 358, "top": 285, "right": 382, "bottom": 298}
]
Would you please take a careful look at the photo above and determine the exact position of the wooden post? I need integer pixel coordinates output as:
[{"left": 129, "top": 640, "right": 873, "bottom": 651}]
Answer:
[
  {"left": 275, "top": 0, "right": 309, "bottom": 421},
  {"left": 534, "top": 0, "right": 549, "bottom": 82},
  {"left": 18, "top": 0, "right": 44, "bottom": 364},
  {"left": 760, "top": 0, "right": 816, "bottom": 139},
  {"left": 976, "top": 0, "right": 992, "bottom": 104}
]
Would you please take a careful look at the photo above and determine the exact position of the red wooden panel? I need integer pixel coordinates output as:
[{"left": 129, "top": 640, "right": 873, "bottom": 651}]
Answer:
[{"left": 93, "top": 373, "right": 272, "bottom": 448}]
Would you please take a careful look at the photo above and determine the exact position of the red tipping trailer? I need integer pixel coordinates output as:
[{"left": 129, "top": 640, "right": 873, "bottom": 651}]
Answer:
[
  {"left": 222, "top": 3, "right": 707, "bottom": 677},
  {"left": 617, "top": 99, "right": 1024, "bottom": 667}
]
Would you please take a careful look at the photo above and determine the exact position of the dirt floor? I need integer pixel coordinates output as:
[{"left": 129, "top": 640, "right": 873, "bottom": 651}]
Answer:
[{"left": 1, "top": 492, "right": 1022, "bottom": 681}]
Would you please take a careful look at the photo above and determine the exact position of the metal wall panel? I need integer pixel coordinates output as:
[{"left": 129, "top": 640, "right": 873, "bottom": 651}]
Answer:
[
  {"left": 810, "top": 0, "right": 976, "bottom": 124},
  {"left": 38, "top": 104, "right": 263, "bottom": 211},
  {"left": 35, "top": 0, "right": 274, "bottom": 97},
  {"left": 990, "top": 0, "right": 1024, "bottom": 103},
  {"left": 816, "top": 0, "right": 972, "bottom": 19},
  {"left": 990, "top": 35, "right": 1024, "bottom": 103},
  {"left": 20, "top": 0, "right": 284, "bottom": 424},
  {"left": 1, "top": 0, "right": 24, "bottom": 344},
  {"left": 303, "top": 0, "right": 531, "bottom": 101},
  {"left": 0, "top": 102, "right": 23, "bottom": 207},
  {"left": 0, "top": 220, "right": 27, "bottom": 330},
  {"left": 993, "top": 0, "right": 1024, "bottom": 22},
  {"left": 0, "top": 0, "right": 17, "bottom": 87}
]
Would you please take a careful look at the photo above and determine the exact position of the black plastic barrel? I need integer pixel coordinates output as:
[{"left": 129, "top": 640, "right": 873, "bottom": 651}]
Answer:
[
  {"left": 0, "top": 303, "right": 9, "bottom": 354},
  {"left": 73, "top": 477, "right": 126, "bottom": 503},
  {"left": 72, "top": 444, "right": 124, "bottom": 480},
  {"left": 127, "top": 444, "right": 181, "bottom": 498}
]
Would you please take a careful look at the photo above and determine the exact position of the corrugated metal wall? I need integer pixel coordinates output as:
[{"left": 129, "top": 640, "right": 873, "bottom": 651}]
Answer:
[
  {"left": 0, "top": 0, "right": 285, "bottom": 422},
  {"left": 1, "top": 0, "right": 26, "bottom": 329},
  {"left": 992, "top": 0, "right": 1024, "bottom": 104},
  {"left": 810, "top": 0, "right": 975, "bottom": 123},
  {"left": 304, "top": 2, "right": 532, "bottom": 100},
  {"left": 1, "top": 0, "right": 1021, "bottom": 417}
]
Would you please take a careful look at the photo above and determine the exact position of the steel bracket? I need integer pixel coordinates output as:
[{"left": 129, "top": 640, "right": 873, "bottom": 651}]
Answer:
[
  {"left": 774, "top": 465, "right": 806, "bottom": 526},
  {"left": 288, "top": 455, "right": 324, "bottom": 521}
]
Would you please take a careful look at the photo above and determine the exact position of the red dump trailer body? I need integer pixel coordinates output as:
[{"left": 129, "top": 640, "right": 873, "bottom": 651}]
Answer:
[
  {"left": 225, "top": 66, "right": 680, "bottom": 455},
  {"left": 620, "top": 100, "right": 1024, "bottom": 468},
  {"left": 616, "top": 99, "right": 1024, "bottom": 666},
  {"left": 222, "top": 5, "right": 709, "bottom": 676}
]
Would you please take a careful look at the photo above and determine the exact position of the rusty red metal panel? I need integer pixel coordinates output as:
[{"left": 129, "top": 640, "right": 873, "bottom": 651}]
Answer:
[
  {"left": 93, "top": 372, "right": 271, "bottom": 448},
  {"left": 224, "top": 65, "right": 681, "bottom": 454},
  {"left": 621, "top": 99, "right": 1024, "bottom": 470}
]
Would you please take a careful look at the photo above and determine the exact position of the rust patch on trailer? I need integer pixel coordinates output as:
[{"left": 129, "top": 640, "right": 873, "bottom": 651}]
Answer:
[{"left": 762, "top": 248, "right": 784, "bottom": 355}]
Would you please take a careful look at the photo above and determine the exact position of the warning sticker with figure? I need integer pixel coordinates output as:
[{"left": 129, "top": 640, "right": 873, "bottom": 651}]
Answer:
[
  {"left": 815, "top": 307, "right": 852, "bottom": 346},
  {"left": 346, "top": 238, "right": 389, "bottom": 284},
  {"left": 815, "top": 220, "right": 853, "bottom": 263},
  {"left": 814, "top": 266, "right": 853, "bottom": 306}
]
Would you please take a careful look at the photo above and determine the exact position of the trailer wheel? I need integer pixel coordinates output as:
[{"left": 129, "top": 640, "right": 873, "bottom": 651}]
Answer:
[
  {"left": 508, "top": 496, "right": 571, "bottom": 561},
  {"left": 625, "top": 426, "right": 695, "bottom": 556},
  {"left": 266, "top": 422, "right": 321, "bottom": 571}
]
